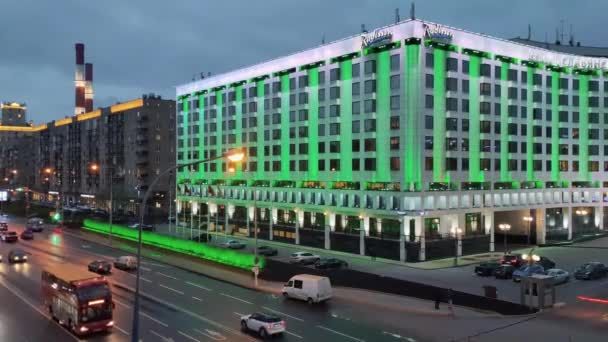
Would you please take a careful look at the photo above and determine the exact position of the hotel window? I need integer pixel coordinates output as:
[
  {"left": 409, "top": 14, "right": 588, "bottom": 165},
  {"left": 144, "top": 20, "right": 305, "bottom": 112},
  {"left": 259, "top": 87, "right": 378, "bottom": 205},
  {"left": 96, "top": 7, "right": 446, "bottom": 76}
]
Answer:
[
  {"left": 299, "top": 93, "right": 308, "bottom": 104},
  {"left": 446, "top": 118, "right": 458, "bottom": 131},
  {"left": 508, "top": 69, "right": 517, "bottom": 82},
  {"left": 446, "top": 57, "right": 458, "bottom": 72},
  {"left": 425, "top": 136, "right": 433, "bottom": 150},
  {"left": 329, "top": 159, "right": 340, "bottom": 171},
  {"left": 573, "top": 79, "right": 579, "bottom": 90},
  {"left": 364, "top": 158, "right": 376, "bottom": 171},
  {"left": 318, "top": 88, "right": 325, "bottom": 101},
  {"left": 508, "top": 87, "right": 517, "bottom": 100},
  {"left": 589, "top": 145, "right": 599, "bottom": 156},
  {"left": 480, "top": 64, "right": 491, "bottom": 77},
  {"left": 390, "top": 116, "right": 400, "bottom": 129},
  {"left": 446, "top": 78, "right": 458, "bottom": 92},
  {"left": 390, "top": 157, "right": 400, "bottom": 171},
  {"left": 365, "top": 99, "right": 376, "bottom": 113},
  {"left": 290, "top": 78, "right": 296, "bottom": 90},
  {"left": 330, "top": 68, "right": 340, "bottom": 82},
  {"left": 425, "top": 53, "right": 433, "bottom": 67},
  {"left": 352, "top": 139, "right": 360, "bottom": 152},
  {"left": 480, "top": 83, "right": 491, "bottom": 96},
  {"left": 352, "top": 159, "right": 360, "bottom": 171},
  {"left": 446, "top": 138, "right": 458, "bottom": 151},
  {"left": 299, "top": 160, "right": 308, "bottom": 171},
  {"left": 590, "top": 112, "right": 599, "bottom": 123},
  {"left": 573, "top": 96, "right": 579, "bottom": 106},
  {"left": 353, "top": 82, "right": 361, "bottom": 96},
  {"left": 298, "top": 75, "right": 308, "bottom": 88},
  {"left": 319, "top": 106, "right": 326, "bottom": 118},
  {"left": 390, "top": 96, "right": 400, "bottom": 110},
  {"left": 390, "top": 54, "right": 400, "bottom": 71},
  {"left": 364, "top": 80, "right": 376, "bottom": 94},
  {"left": 559, "top": 95, "right": 568, "bottom": 106},
  {"left": 425, "top": 157, "right": 433, "bottom": 171},
  {"left": 330, "top": 86, "right": 340, "bottom": 99},
  {"left": 589, "top": 97, "right": 599, "bottom": 108},
  {"left": 533, "top": 91, "right": 542, "bottom": 103},
  {"left": 329, "top": 104, "right": 340, "bottom": 117},
  {"left": 299, "top": 126, "right": 308, "bottom": 138},
  {"left": 318, "top": 159, "right": 325, "bottom": 171},
  {"left": 461, "top": 138, "right": 469, "bottom": 151},
  {"left": 462, "top": 60, "right": 469, "bottom": 73},
  {"left": 425, "top": 95, "right": 433, "bottom": 109},
  {"left": 329, "top": 123, "right": 340, "bottom": 135},
  {"left": 319, "top": 71, "right": 325, "bottom": 84},
  {"left": 508, "top": 105, "right": 517, "bottom": 117},
  {"left": 446, "top": 98, "right": 457, "bottom": 111},
  {"left": 390, "top": 137, "right": 399, "bottom": 150},
  {"left": 319, "top": 141, "right": 326, "bottom": 153},
  {"left": 425, "top": 74, "right": 434, "bottom": 88},
  {"left": 390, "top": 75, "right": 400, "bottom": 89},
  {"left": 352, "top": 63, "right": 360, "bottom": 77},
  {"left": 352, "top": 120, "right": 360, "bottom": 133},
  {"left": 480, "top": 121, "right": 491, "bottom": 134},
  {"left": 425, "top": 115, "right": 433, "bottom": 129},
  {"left": 298, "top": 109, "right": 308, "bottom": 121},
  {"left": 462, "top": 99, "right": 469, "bottom": 113},
  {"left": 480, "top": 102, "right": 491, "bottom": 114},
  {"left": 364, "top": 119, "right": 376, "bottom": 132},
  {"left": 352, "top": 101, "right": 360, "bottom": 114},
  {"left": 364, "top": 138, "right": 376, "bottom": 151},
  {"left": 364, "top": 60, "right": 376, "bottom": 74},
  {"left": 480, "top": 159, "right": 490, "bottom": 171},
  {"left": 446, "top": 158, "right": 457, "bottom": 171},
  {"left": 329, "top": 141, "right": 340, "bottom": 153}
]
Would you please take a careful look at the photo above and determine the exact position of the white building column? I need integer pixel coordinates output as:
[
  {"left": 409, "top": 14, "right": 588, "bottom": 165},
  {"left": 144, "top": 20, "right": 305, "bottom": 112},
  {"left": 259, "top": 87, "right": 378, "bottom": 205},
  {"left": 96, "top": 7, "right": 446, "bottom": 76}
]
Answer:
[
  {"left": 535, "top": 208, "right": 546, "bottom": 245},
  {"left": 360, "top": 215, "right": 369, "bottom": 256},
  {"left": 296, "top": 210, "right": 303, "bottom": 245},
  {"left": 415, "top": 216, "right": 425, "bottom": 261},
  {"left": 376, "top": 218, "right": 382, "bottom": 235},
  {"left": 564, "top": 207, "right": 573, "bottom": 240},
  {"left": 400, "top": 217, "right": 409, "bottom": 262},
  {"left": 270, "top": 208, "right": 277, "bottom": 241},
  {"left": 247, "top": 206, "right": 254, "bottom": 236},
  {"left": 484, "top": 211, "right": 495, "bottom": 252},
  {"left": 595, "top": 206, "right": 603, "bottom": 230}
]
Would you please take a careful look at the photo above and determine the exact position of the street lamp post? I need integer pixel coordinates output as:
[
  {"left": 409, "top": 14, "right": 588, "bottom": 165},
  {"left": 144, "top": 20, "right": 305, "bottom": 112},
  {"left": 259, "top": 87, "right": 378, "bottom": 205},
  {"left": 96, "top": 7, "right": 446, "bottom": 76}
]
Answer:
[
  {"left": 523, "top": 216, "right": 533, "bottom": 245},
  {"left": 130, "top": 148, "right": 245, "bottom": 342},
  {"left": 90, "top": 163, "right": 115, "bottom": 246},
  {"left": 498, "top": 223, "right": 511, "bottom": 253},
  {"left": 451, "top": 227, "right": 463, "bottom": 266}
]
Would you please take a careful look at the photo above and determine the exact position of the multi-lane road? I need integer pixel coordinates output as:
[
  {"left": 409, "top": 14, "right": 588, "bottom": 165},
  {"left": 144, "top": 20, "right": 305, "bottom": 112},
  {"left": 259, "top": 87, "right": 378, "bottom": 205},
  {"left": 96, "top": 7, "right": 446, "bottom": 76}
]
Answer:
[{"left": 0, "top": 218, "right": 425, "bottom": 342}]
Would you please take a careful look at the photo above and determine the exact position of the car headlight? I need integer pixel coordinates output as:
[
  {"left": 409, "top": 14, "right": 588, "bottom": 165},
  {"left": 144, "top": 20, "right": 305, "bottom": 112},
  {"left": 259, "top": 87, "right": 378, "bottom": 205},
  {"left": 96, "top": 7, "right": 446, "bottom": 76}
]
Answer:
[{"left": 23, "top": 256, "right": 27, "bottom": 260}]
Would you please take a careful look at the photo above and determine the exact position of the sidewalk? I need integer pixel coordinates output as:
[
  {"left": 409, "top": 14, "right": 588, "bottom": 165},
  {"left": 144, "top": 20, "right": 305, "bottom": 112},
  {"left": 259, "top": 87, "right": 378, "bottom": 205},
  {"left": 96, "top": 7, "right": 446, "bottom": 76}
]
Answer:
[{"left": 71, "top": 228, "right": 498, "bottom": 319}]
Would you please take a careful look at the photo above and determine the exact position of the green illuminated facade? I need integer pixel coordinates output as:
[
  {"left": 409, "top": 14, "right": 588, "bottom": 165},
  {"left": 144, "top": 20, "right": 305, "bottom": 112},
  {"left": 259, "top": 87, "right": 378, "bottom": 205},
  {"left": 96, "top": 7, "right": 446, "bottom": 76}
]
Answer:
[{"left": 175, "top": 19, "right": 608, "bottom": 262}]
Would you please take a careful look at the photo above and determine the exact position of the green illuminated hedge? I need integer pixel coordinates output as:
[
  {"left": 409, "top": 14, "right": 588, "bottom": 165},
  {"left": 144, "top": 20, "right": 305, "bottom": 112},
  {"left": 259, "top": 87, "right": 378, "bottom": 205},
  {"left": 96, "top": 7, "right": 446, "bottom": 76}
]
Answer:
[{"left": 83, "top": 219, "right": 264, "bottom": 271}]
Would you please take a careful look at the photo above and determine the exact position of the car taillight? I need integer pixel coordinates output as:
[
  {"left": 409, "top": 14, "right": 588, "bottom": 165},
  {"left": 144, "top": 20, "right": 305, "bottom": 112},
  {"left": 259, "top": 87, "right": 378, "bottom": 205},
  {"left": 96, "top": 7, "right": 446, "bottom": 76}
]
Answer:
[
  {"left": 106, "top": 321, "right": 114, "bottom": 327},
  {"left": 282, "top": 320, "right": 286, "bottom": 328},
  {"left": 267, "top": 323, "right": 272, "bottom": 330}
]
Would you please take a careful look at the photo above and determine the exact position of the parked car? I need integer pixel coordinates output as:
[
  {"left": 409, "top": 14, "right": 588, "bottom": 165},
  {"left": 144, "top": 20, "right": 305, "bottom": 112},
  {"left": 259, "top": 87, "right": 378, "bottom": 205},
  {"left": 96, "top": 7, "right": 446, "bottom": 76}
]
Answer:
[
  {"left": 512, "top": 264, "right": 545, "bottom": 282},
  {"left": 536, "top": 256, "right": 556, "bottom": 270},
  {"left": 315, "top": 258, "right": 348, "bottom": 270},
  {"left": 20, "top": 229, "right": 34, "bottom": 240},
  {"left": 257, "top": 245, "right": 278, "bottom": 256},
  {"left": 222, "top": 240, "right": 246, "bottom": 249},
  {"left": 494, "top": 264, "right": 516, "bottom": 279},
  {"left": 114, "top": 256, "right": 137, "bottom": 271},
  {"left": 0, "top": 222, "right": 8, "bottom": 231},
  {"left": 88, "top": 260, "right": 112, "bottom": 274},
  {"left": 1, "top": 231, "right": 18, "bottom": 243},
  {"left": 8, "top": 249, "right": 28, "bottom": 263},
  {"left": 26, "top": 218, "right": 44, "bottom": 232},
  {"left": 574, "top": 262, "right": 607, "bottom": 280},
  {"left": 289, "top": 252, "right": 320, "bottom": 265},
  {"left": 128, "top": 223, "right": 155, "bottom": 231},
  {"left": 282, "top": 274, "right": 332, "bottom": 304},
  {"left": 474, "top": 262, "right": 501, "bottom": 276},
  {"left": 500, "top": 254, "right": 525, "bottom": 267},
  {"left": 240, "top": 313, "right": 285, "bottom": 338},
  {"left": 546, "top": 268, "right": 570, "bottom": 285}
]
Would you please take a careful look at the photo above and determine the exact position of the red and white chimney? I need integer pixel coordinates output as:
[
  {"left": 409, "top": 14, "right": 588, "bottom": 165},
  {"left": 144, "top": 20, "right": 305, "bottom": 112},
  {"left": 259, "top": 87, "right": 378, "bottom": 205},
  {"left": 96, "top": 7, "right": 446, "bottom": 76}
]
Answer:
[
  {"left": 85, "top": 62, "right": 94, "bottom": 112},
  {"left": 75, "top": 43, "right": 86, "bottom": 115}
]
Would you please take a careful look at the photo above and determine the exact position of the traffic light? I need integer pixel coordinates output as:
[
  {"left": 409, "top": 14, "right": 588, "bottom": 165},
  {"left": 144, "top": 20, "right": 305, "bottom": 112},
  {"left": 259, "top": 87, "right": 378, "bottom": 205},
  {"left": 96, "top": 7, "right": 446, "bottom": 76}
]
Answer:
[{"left": 52, "top": 212, "right": 61, "bottom": 222}]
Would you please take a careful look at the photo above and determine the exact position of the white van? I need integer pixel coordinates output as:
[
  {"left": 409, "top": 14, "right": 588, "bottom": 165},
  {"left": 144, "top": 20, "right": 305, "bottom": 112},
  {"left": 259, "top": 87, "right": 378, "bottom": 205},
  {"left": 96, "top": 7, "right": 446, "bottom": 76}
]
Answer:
[{"left": 282, "top": 274, "right": 332, "bottom": 304}]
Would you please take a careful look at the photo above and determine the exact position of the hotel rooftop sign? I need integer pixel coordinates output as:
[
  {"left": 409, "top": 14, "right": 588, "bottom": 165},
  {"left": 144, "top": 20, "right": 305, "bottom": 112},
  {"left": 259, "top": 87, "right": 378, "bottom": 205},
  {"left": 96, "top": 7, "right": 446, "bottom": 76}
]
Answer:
[
  {"left": 361, "top": 29, "right": 393, "bottom": 49},
  {"left": 528, "top": 54, "right": 608, "bottom": 70},
  {"left": 423, "top": 23, "right": 453, "bottom": 44}
]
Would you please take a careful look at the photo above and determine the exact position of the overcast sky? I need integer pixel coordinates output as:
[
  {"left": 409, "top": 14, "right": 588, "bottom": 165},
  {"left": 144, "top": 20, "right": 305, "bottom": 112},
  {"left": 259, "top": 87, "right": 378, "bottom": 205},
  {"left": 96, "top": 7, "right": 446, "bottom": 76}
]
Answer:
[{"left": 0, "top": 0, "right": 601, "bottom": 123}]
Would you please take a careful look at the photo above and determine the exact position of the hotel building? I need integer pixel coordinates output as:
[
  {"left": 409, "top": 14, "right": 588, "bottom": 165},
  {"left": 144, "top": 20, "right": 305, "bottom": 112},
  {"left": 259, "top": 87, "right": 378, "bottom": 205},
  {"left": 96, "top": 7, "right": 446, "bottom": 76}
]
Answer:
[{"left": 176, "top": 19, "right": 608, "bottom": 261}]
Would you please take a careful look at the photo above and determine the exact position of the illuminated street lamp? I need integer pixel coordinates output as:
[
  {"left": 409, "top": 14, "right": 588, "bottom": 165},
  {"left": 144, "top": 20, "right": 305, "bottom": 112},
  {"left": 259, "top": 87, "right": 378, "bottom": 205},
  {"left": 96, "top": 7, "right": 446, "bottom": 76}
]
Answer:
[
  {"left": 498, "top": 223, "right": 511, "bottom": 253},
  {"left": 451, "top": 227, "right": 463, "bottom": 266},
  {"left": 523, "top": 216, "right": 533, "bottom": 245},
  {"left": 130, "top": 148, "right": 245, "bottom": 342}
]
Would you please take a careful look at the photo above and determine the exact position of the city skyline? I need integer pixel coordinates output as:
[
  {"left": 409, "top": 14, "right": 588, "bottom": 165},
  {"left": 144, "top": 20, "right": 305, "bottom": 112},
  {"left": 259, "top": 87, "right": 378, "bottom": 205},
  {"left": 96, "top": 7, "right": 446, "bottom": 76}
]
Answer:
[{"left": 0, "top": 0, "right": 604, "bottom": 123}]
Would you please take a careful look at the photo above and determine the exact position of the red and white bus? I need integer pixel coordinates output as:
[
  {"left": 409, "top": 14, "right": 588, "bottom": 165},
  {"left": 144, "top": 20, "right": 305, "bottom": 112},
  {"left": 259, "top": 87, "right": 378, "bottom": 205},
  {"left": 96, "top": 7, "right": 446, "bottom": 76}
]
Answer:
[{"left": 42, "top": 265, "right": 114, "bottom": 336}]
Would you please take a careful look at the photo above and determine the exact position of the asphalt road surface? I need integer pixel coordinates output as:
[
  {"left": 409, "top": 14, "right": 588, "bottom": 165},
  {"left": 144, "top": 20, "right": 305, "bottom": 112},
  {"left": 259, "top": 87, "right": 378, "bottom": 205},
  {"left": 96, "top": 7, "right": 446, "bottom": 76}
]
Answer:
[{"left": 0, "top": 218, "right": 425, "bottom": 342}]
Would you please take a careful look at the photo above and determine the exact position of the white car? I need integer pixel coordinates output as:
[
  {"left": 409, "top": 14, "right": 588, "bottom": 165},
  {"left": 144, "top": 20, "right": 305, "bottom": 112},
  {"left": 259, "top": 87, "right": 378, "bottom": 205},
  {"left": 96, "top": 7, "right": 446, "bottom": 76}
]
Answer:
[
  {"left": 289, "top": 252, "right": 320, "bottom": 265},
  {"left": 222, "top": 240, "right": 246, "bottom": 249},
  {"left": 547, "top": 268, "right": 570, "bottom": 285},
  {"left": 114, "top": 256, "right": 138, "bottom": 271},
  {"left": 240, "top": 313, "right": 285, "bottom": 338},
  {"left": 282, "top": 274, "right": 333, "bottom": 304}
]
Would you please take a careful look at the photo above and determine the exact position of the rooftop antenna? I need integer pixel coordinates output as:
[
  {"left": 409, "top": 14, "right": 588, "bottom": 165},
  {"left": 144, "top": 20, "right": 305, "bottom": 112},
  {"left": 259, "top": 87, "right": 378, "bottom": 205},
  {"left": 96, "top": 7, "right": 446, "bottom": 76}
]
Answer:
[
  {"left": 527, "top": 24, "right": 531, "bottom": 40},
  {"left": 555, "top": 27, "right": 560, "bottom": 44},
  {"left": 544, "top": 31, "right": 549, "bottom": 49},
  {"left": 569, "top": 24, "right": 574, "bottom": 46},
  {"left": 395, "top": 8, "right": 400, "bottom": 24},
  {"left": 361, "top": 24, "right": 367, "bottom": 33},
  {"left": 200, "top": 72, "right": 205, "bottom": 79},
  {"left": 207, "top": 72, "right": 211, "bottom": 77},
  {"left": 321, "top": 33, "right": 325, "bottom": 45},
  {"left": 560, "top": 19, "right": 565, "bottom": 43},
  {"left": 410, "top": 2, "right": 415, "bottom": 20}
]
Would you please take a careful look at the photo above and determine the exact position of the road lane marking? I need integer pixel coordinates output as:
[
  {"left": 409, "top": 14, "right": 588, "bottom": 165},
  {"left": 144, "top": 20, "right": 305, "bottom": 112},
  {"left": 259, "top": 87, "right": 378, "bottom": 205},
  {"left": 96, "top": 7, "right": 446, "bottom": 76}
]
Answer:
[
  {"left": 262, "top": 306, "right": 304, "bottom": 322},
  {"left": 113, "top": 298, "right": 132, "bottom": 309},
  {"left": 194, "top": 328, "right": 227, "bottom": 341},
  {"left": 285, "top": 330, "right": 303, "bottom": 339},
  {"left": 142, "top": 261, "right": 169, "bottom": 268},
  {"left": 150, "top": 330, "right": 172, "bottom": 341},
  {"left": 178, "top": 331, "right": 202, "bottom": 342},
  {"left": 220, "top": 292, "right": 253, "bottom": 304},
  {"left": 140, "top": 311, "right": 169, "bottom": 327},
  {"left": 185, "top": 281, "right": 212, "bottom": 291},
  {"left": 140, "top": 276, "right": 152, "bottom": 283},
  {"left": 192, "top": 296, "right": 203, "bottom": 302},
  {"left": 0, "top": 277, "right": 79, "bottom": 341},
  {"left": 317, "top": 325, "right": 365, "bottom": 342},
  {"left": 140, "top": 266, "right": 152, "bottom": 271},
  {"left": 157, "top": 271, "right": 178, "bottom": 280},
  {"left": 160, "top": 284, "right": 184, "bottom": 295},
  {"left": 114, "top": 324, "right": 130, "bottom": 335}
]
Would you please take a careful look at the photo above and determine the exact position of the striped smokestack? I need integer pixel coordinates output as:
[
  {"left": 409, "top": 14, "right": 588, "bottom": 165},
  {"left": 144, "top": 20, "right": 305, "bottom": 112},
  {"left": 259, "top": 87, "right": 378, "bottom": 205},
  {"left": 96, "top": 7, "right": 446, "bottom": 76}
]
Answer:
[
  {"left": 75, "top": 43, "right": 86, "bottom": 115},
  {"left": 85, "top": 63, "right": 93, "bottom": 112}
]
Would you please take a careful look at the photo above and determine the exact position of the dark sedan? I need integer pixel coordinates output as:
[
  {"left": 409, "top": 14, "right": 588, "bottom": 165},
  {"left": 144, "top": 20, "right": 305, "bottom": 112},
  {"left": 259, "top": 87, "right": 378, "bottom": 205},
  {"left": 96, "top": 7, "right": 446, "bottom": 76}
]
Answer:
[
  {"left": 500, "top": 254, "right": 525, "bottom": 267},
  {"left": 315, "top": 258, "right": 348, "bottom": 270},
  {"left": 494, "top": 264, "right": 516, "bottom": 279},
  {"left": 474, "top": 262, "right": 501, "bottom": 276},
  {"left": 8, "top": 249, "right": 28, "bottom": 263},
  {"left": 20, "top": 229, "right": 34, "bottom": 240},
  {"left": 257, "top": 246, "right": 278, "bottom": 256},
  {"left": 0, "top": 222, "right": 8, "bottom": 231},
  {"left": 88, "top": 260, "right": 112, "bottom": 274},
  {"left": 574, "top": 262, "right": 607, "bottom": 280}
]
